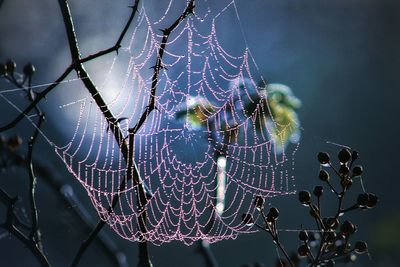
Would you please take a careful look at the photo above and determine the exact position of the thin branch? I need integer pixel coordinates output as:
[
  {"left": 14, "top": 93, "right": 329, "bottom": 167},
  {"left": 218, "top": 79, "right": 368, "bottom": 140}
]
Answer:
[
  {"left": 0, "top": 188, "right": 51, "bottom": 267},
  {"left": 0, "top": 65, "right": 74, "bottom": 133},
  {"left": 55, "top": 1, "right": 151, "bottom": 266},
  {"left": 129, "top": 0, "right": 195, "bottom": 134},
  {"left": 79, "top": 1, "right": 140, "bottom": 63},
  {"left": 27, "top": 114, "right": 45, "bottom": 249},
  {"left": 68, "top": 0, "right": 195, "bottom": 265}
]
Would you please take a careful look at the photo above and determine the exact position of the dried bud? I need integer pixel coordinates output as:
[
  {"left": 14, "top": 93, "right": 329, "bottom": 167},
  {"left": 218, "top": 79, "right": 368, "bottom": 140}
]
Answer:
[
  {"left": 299, "top": 191, "right": 311, "bottom": 205},
  {"left": 267, "top": 207, "right": 279, "bottom": 221},
  {"left": 338, "top": 148, "right": 351, "bottom": 163},
  {"left": 317, "top": 152, "right": 330, "bottom": 165},
  {"left": 254, "top": 195, "right": 264, "bottom": 210},
  {"left": 297, "top": 244, "right": 309, "bottom": 257},
  {"left": 354, "top": 241, "right": 368, "bottom": 254},
  {"left": 367, "top": 194, "right": 378, "bottom": 208},
  {"left": 318, "top": 170, "right": 330, "bottom": 182},
  {"left": 352, "top": 165, "right": 363, "bottom": 177},
  {"left": 341, "top": 220, "right": 356, "bottom": 236},
  {"left": 357, "top": 193, "right": 369, "bottom": 207},
  {"left": 5, "top": 59, "right": 16, "bottom": 74},
  {"left": 23, "top": 63, "right": 35, "bottom": 77},
  {"left": 313, "top": 186, "right": 323, "bottom": 197},
  {"left": 298, "top": 230, "right": 309, "bottom": 241}
]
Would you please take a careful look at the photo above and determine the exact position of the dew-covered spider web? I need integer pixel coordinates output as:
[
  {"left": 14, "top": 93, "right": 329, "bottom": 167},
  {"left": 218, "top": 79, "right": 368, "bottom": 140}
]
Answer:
[{"left": 3, "top": 0, "right": 302, "bottom": 245}]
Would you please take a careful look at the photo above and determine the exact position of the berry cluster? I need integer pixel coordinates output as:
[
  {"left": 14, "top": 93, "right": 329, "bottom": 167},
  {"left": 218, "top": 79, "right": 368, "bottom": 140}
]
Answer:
[{"left": 242, "top": 148, "right": 378, "bottom": 267}]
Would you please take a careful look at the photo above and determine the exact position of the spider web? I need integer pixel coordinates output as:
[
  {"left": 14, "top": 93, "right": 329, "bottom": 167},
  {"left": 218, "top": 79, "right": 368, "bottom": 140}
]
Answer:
[{"left": 13, "top": 0, "right": 300, "bottom": 245}]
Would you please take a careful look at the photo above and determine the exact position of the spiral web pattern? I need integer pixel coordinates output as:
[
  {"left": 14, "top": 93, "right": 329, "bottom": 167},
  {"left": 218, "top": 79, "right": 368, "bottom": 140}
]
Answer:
[{"left": 54, "top": 0, "right": 299, "bottom": 245}]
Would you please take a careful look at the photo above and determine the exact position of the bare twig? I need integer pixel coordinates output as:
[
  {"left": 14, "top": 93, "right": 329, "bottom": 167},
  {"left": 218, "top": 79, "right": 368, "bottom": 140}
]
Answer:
[
  {"left": 27, "top": 114, "right": 45, "bottom": 250},
  {"left": 0, "top": 188, "right": 51, "bottom": 267},
  {"left": 54, "top": 1, "right": 151, "bottom": 266}
]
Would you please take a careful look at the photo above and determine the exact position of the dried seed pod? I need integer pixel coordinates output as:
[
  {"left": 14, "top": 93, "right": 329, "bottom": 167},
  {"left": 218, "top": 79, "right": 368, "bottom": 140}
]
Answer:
[
  {"left": 23, "top": 63, "right": 35, "bottom": 76},
  {"left": 338, "top": 148, "right": 352, "bottom": 163},
  {"left": 354, "top": 241, "right": 368, "bottom": 254},
  {"left": 298, "top": 230, "right": 309, "bottom": 241},
  {"left": 313, "top": 186, "right": 324, "bottom": 197},
  {"left": 297, "top": 244, "right": 309, "bottom": 257},
  {"left": 352, "top": 165, "right": 363, "bottom": 177},
  {"left": 317, "top": 152, "right": 330, "bottom": 165},
  {"left": 367, "top": 194, "right": 378, "bottom": 208},
  {"left": 267, "top": 207, "right": 279, "bottom": 221},
  {"left": 341, "top": 220, "right": 356, "bottom": 236},
  {"left": 357, "top": 193, "right": 369, "bottom": 207},
  {"left": 318, "top": 170, "right": 330, "bottom": 182},
  {"left": 254, "top": 195, "right": 264, "bottom": 211},
  {"left": 298, "top": 191, "right": 311, "bottom": 205},
  {"left": 5, "top": 59, "right": 16, "bottom": 74}
]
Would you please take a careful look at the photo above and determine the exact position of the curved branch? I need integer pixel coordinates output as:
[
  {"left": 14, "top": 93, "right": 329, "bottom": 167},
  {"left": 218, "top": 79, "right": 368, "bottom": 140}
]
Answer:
[
  {"left": 0, "top": 188, "right": 51, "bottom": 267},
  {"left": 0, "top": 65, "right": 74, "bottom": 133}
]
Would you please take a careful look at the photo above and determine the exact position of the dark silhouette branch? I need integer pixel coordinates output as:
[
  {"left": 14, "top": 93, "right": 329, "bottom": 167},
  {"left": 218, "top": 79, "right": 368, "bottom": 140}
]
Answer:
[
  {"left": 27, "top": 114, "right": 45, "bottom": 250},
  {"left": 55, "top": 1, "right": 151, "bottom": 266},
  {"left": 130, "top": 0, "right": 195, "bottom": 134},
  {"left": 0, "top": 188, "right": 51, "bottom": 267},
  {"left": 0, "top": 65, "right": 74, "bottom": 133}
]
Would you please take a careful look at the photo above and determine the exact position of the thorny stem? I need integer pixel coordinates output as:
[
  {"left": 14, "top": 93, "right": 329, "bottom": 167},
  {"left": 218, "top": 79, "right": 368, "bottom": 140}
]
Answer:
[
  {"left": 0, "top": 188, "right": 51, "bottom": 267},
  {"left": 27, "top": 114, "right": 45, "bottom": 250},
  {"left": 54, "top": 1, "right": 150, "bottom": 266}
]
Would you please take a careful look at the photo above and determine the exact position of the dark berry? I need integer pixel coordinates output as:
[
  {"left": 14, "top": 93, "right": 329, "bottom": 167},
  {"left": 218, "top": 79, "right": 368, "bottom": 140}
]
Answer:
[
  {"left": 298, "top": 191, "right": 311, "bottom": 205},
  {"left": 23, "top": 63, "right": 35, "bottom": 76},
  {"left": 5, "top": 59, "right": 16, "bottom": 74},
  {"left": 297, "top": 244, "right": 309, "bottom": 257},
  {"left": 338, "top": 148, "right": 351, "bottom": 163},
  {"left": 341, "top": 178, "right": 353, "bottom": 190},
  {"left": 313, "top": 186, "right": 323, "bottom": 197},
  {"left": 298, "top": 230, "right": 309, "bottom": 241},
  {"left": 317, "top": 152, "right": 330, "bottom": 165},
  {"left": 254, "top": 195, "right": 264, "bottom": 210},
  {"left": 341, "top": 220, "right": 356, "bottom": 236},
  {"left": 318, "top": 170, "right": 330, "bottom": 182},
  {"left": 267, "top": 207, "right": 279, "bottom": 221},
  {"left": 367, "top": 194, "right": 378, "bottom": 208},
  {"left": 352, "top": 165, "right": 363, "bottom": 177},
  {"left": 357, "top": 193, "right": 369, "bottom": 207},
  {"left": 354, "top": 241, "right": 368, "bottom": 254}
]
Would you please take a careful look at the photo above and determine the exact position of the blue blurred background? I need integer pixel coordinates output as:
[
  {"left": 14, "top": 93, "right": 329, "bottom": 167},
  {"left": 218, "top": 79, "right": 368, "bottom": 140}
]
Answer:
[{"left": 0, "top": 0, "right": 399, "bottom": 266}]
